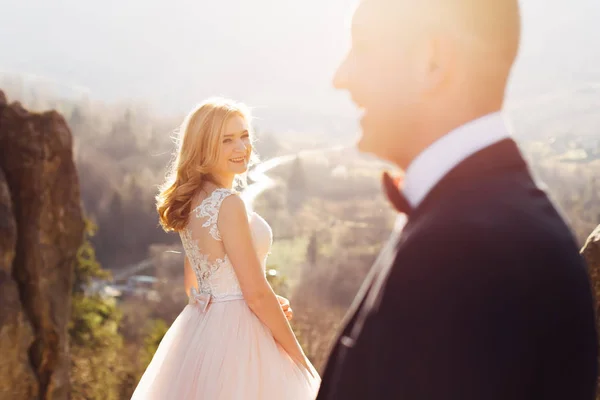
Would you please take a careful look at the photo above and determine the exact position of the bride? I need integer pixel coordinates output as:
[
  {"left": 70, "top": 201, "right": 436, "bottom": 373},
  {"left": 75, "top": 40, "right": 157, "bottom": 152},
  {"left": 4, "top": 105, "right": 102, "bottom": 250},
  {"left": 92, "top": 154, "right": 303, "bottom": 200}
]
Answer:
[{"left": 131, "top": 98, "right": 320, "bottom": 399}]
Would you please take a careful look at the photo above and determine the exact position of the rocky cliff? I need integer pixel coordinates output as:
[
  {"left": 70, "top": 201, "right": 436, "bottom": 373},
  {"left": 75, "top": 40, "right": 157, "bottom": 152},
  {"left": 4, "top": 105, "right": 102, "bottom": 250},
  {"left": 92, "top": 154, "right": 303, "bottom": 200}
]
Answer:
[
  {"left": 583, "top": 225, "right": 600, "bottom": 299},
  {"left": 581, "top": 224, "right": 600, "bottom": 400},
  {"left": 0, "top": 90, "right": 84, "bottom": 400}
]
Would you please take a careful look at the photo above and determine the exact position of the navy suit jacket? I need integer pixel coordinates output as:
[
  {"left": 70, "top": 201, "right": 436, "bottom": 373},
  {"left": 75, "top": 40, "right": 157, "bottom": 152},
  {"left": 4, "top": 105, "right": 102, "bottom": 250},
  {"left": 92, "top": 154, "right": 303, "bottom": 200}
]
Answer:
[{"left": 316, "top": 139, "right": 598, "bottom": 400}]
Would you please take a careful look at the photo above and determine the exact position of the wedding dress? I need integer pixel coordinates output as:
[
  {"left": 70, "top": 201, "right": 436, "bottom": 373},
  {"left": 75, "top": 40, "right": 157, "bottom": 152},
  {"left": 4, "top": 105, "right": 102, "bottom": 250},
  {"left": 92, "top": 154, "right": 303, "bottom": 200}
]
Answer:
[{"left": 131, "top": 188, "right": 320, "bottom": 399}]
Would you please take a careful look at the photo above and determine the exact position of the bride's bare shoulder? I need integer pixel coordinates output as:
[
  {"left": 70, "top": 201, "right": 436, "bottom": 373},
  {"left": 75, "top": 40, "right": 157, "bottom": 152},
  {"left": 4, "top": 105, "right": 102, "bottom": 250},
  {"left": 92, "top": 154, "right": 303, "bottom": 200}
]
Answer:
[{"left": 219, "top": 193, "right": 248, "bottom": 225}]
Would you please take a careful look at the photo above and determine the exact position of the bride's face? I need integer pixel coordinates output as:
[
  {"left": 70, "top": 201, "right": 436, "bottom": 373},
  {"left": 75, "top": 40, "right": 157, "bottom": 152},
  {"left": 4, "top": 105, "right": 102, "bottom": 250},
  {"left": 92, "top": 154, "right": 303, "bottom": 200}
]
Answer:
[{"left": 213, "top": 114, "right": 252, "bottom": 178}]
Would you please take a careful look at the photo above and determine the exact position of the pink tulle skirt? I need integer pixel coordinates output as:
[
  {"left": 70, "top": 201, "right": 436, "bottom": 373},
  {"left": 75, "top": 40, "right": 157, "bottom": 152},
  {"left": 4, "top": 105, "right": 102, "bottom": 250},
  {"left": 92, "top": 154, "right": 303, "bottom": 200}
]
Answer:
[{"left": 130, "top": 297, "right": 320, "bottom": 400}]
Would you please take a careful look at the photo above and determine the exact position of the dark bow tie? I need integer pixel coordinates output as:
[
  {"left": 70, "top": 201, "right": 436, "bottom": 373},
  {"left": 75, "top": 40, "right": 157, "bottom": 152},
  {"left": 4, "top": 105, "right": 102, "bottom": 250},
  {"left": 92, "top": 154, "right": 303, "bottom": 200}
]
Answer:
[{"left": 382, "top": 171, "right": 412, "bottom": 216}]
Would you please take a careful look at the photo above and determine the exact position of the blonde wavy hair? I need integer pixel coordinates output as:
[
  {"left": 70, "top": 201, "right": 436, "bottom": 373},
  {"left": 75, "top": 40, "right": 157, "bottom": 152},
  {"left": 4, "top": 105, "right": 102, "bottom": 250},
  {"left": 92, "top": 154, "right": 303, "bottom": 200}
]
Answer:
[{"left": 156, "top": 97, "right": 257, "bottom": 232}]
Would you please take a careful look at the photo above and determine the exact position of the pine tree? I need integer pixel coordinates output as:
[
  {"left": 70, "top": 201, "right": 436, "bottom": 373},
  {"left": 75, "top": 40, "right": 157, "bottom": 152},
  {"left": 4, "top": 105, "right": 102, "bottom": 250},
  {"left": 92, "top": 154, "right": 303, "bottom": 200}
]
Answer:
[
  {"left": 306, "top": 231, "right": 318, "bottom": 265},
  {"left": 288, "top": 156, "right": 307, "bottom": 192}
]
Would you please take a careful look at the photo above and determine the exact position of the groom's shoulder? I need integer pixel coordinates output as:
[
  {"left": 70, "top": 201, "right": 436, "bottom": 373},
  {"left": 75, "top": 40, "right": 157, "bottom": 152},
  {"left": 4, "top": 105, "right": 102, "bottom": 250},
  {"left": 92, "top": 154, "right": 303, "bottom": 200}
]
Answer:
[
  {"left": 411, "top": 180, "right": 574, "bottom": 249},
  {"left": 398, "top": 192, "right": 582, "bottom": 287}
]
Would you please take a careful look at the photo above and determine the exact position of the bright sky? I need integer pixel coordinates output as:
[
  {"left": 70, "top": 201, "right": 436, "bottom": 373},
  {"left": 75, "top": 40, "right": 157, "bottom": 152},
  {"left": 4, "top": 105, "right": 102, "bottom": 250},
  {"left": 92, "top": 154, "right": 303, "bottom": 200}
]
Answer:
[
  {"left": 0, "top": 0, "right": 357, "bottom": 114},
  {"left": 0, "top": 0, "right": 598, "bottom": 127}
]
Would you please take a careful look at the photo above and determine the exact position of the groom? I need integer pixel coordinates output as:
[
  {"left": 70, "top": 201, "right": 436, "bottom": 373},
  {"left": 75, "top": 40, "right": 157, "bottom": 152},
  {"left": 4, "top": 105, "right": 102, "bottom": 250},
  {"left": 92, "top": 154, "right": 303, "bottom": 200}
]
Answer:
[{"left": 317, "top": 1, "right": 598, "bottom": 399}]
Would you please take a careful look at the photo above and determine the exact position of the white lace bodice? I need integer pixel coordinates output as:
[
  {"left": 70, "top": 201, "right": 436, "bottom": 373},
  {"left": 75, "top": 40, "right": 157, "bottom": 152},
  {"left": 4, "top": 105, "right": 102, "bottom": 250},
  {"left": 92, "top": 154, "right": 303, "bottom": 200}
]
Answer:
[{"left": 179, "top": 188, "right": 273, "bottom": 300}]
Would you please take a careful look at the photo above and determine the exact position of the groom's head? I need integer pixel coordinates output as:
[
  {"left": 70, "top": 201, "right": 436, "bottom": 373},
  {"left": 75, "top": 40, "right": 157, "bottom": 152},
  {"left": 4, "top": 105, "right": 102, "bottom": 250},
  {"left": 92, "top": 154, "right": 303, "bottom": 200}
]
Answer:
[{"left": 334, "top": 0, "right": 521, "bottom": 169}]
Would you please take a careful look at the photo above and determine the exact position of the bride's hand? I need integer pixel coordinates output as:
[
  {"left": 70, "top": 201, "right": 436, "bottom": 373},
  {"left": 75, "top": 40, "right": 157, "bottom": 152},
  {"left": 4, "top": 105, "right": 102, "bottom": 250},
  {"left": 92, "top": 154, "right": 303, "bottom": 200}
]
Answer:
[{"left": 276, "top": 295, "right": 293, "bottom": 321}]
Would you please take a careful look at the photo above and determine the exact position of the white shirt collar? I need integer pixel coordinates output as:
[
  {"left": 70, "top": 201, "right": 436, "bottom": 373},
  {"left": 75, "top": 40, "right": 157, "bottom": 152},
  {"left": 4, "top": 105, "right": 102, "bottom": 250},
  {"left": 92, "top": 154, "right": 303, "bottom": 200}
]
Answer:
[{"left": 402, "top": 112, "right": 511, "bottom": 208}]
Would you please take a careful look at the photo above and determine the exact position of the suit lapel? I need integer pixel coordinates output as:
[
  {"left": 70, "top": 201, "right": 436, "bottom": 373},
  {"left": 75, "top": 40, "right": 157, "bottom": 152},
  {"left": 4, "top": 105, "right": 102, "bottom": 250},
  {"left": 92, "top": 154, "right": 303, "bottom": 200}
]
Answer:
[
  {"left": 319, "top": 138, "right": 531, "bottom": 400},
  {"left": 343, "top": 138, "right": 529, "bottom": 341}
]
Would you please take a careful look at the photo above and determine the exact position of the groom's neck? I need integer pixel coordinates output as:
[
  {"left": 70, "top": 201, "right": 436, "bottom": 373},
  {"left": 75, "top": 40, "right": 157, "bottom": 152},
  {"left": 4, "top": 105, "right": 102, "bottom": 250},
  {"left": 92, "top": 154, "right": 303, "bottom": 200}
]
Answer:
[{"left": 396, "top": 102, "right": 504, "bottom": 170}]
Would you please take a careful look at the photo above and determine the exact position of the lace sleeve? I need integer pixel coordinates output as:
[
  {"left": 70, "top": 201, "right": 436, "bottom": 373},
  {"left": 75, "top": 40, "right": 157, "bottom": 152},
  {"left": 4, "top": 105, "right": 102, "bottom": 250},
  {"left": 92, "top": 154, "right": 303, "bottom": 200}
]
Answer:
[{"left": 190, "top": 188, "right": 236, "bottom": 241}]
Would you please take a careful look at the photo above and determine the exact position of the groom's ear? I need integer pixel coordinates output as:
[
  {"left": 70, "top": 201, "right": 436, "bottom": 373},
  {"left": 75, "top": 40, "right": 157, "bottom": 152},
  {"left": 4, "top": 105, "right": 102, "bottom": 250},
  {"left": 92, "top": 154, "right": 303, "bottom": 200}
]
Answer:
[{"left": 416, "top": 34, "right": 454, "bottom": 95}]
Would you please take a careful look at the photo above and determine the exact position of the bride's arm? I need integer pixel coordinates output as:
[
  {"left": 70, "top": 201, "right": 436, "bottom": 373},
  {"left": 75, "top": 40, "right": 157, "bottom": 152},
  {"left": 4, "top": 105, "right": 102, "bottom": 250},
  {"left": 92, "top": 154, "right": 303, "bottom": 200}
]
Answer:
[{"left": 218, "top": 194, "right": 312, "bottom": 374}]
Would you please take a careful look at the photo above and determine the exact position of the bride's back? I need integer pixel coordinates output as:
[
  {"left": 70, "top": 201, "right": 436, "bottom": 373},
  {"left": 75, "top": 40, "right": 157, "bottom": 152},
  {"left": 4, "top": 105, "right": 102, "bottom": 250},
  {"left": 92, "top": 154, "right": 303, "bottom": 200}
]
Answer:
[
  {"left": 180, "top": 188, "right": 272, "bottom": 300},
  {"left": 180, "top": 188, "right": 241, "bottom": 299}
]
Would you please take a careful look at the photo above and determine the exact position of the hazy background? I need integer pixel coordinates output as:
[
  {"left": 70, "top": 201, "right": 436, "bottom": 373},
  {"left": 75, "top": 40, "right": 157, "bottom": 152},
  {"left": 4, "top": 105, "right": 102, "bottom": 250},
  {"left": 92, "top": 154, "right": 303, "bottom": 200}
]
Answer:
[
  {"left": 2, "top": 0, "right": 600, "bottom": 136},
  {"left": 1, "top": 1, "right": 599, "bottom": 398}
]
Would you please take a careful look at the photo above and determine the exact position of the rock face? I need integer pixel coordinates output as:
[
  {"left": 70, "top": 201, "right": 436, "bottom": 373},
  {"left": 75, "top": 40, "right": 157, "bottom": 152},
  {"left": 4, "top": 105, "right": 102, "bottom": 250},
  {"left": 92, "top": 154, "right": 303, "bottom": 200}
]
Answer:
[
  {"left": 581, "top": 224, "right": 600, "bottom": 400},
  {"left": 0, "top": 91, "right": 84, "bottom": 400},
  {"left": 583, "top": 225, "right": 600, "bottom": 298}
]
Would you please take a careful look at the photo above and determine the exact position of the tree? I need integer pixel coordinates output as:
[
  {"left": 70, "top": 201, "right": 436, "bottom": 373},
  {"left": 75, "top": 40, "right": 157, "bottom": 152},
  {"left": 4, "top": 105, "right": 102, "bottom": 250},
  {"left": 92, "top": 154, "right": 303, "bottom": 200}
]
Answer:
[
  {"left": 94, "top": 192, "right": 126, "bottom": 267},
  {"left": 287, "top": 156, "right": 307, "bottom": 213},
  {"left": 288, "top": 156, "right": 307, "bottom": 192},
  {"left": 73, "top": 218, "right": 110, "bottom": 292},
  {"left": 306, "top": 231, "right": 318, "bottom": 266},
  {"left": 69, "top": 217, "right": 127, "bottom": 400},
  {"left": 69, "top": 105, "right": 85, "bottom": 130}
]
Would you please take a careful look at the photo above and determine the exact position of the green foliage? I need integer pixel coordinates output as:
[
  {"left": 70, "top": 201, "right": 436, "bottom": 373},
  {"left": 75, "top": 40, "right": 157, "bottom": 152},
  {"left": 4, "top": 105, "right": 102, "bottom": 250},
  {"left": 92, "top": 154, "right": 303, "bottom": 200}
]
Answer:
[
  {"left": 73, "top": 218, "right": 111, "bottom": 292},
  {"left": 69, "top": 295, "right": 125, "bottom": 400},
  {"left": 140, "top": 319, "right": 169, "bottom": 367},
  {"left": 69, "top": 295, "right": 122, "bottom": 348},
  {"left": 69, "top": 216, "right": 127, "bottom": 399}
]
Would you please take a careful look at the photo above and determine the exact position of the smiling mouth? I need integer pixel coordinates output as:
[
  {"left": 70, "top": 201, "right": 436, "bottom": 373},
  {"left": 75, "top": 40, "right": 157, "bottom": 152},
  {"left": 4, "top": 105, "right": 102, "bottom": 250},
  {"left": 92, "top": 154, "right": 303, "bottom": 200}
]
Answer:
[{"left": 229, "top": 157, "right": 246, "bottom": 164}]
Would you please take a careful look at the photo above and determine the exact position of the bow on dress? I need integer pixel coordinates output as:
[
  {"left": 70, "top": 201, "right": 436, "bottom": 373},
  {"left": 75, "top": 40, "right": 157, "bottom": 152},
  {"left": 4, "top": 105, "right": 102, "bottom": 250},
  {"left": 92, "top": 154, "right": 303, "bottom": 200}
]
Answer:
[{"left": 189, "top": 287, "right": 211, "bottom": 312}]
